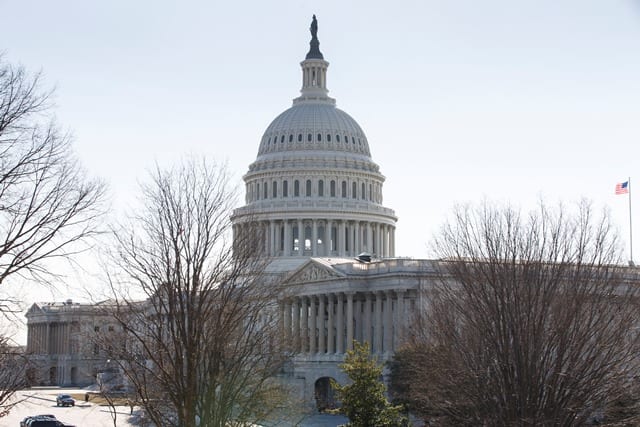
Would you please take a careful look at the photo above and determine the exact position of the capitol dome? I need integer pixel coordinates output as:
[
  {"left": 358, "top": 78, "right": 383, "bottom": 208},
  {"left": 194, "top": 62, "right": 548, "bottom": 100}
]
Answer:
[{"left": 232, "top": 16, "right": 397, "bottom": 260}]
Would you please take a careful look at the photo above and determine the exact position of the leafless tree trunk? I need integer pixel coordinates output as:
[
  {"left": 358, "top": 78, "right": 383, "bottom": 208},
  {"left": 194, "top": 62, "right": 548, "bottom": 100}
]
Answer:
[
  {"left": 391, "top": 201, "right": 640, "bottom": 426},
  {"left": 101, "top": 158, "right": 288, "bottom": 427}
]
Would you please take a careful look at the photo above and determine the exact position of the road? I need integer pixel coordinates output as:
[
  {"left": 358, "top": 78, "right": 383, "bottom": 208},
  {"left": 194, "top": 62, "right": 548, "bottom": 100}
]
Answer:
[{"left": 3, "top": 388, "right": 139, "bottom": 426}]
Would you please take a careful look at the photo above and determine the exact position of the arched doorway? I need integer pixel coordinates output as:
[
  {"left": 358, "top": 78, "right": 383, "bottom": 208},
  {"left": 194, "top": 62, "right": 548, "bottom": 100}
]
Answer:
[{"left": 314, "top": 377, "right": 337, "bottom": 411}]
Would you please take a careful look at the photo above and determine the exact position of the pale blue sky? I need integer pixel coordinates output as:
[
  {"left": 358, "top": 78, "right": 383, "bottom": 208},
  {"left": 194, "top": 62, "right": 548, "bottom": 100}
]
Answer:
[{"left": 1, "top": 0, "right": 640, "bottom": 340}]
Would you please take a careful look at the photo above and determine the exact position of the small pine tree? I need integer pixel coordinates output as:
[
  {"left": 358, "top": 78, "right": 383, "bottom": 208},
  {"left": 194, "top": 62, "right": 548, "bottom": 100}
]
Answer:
[{"left": 331, "top": 341, "right": 408, "bottom": 427}]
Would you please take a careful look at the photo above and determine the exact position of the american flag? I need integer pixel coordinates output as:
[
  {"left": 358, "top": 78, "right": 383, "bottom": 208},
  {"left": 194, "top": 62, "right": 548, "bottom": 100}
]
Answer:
[{"left": 615, "top": 181, "right": 629, "bottom": 195}]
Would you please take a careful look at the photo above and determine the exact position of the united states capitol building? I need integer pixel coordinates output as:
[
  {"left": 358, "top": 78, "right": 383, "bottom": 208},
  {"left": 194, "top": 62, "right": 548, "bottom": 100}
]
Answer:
[{"left": 25, "top": 16, "right": 439, "bottom": 409}]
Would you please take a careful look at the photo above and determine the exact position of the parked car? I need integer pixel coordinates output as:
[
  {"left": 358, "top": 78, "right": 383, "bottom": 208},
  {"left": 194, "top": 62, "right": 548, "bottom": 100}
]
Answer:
[
  {"left": 55, "top": 394, "right": 75, "bottom": 407},
  {"left": 20, "top": 414, "right": 75, "bottom": 427}
]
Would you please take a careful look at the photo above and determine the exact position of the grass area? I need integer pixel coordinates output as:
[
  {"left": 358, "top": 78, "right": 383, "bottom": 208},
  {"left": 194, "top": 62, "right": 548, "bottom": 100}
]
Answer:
[{"left": 67, "top": 393, "right": 134, "bottom": 406}]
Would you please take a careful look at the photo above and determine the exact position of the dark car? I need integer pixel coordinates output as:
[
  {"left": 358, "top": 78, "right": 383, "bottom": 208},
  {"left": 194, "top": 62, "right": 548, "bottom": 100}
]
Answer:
[
  {"left": 55, "top": 394, "right": 75, "bottom": 407},
  {"left": 20, "top": 414, "right": 75, "bottom": 427}
]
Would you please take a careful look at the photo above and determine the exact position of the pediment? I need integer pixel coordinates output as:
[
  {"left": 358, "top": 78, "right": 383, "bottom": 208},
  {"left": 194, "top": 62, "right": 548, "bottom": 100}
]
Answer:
[
  {"left": 284, "top": 259, "right": 345, "bottom": 284},
  {"left": 25, "top": 303, "right": 44, "bottom": 317}
]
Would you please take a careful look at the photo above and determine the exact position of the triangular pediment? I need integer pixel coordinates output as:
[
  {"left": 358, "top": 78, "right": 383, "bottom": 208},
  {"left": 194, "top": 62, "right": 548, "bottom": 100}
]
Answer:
[
  {"left": 284, "top": 259, "right": 345, "bottom": 284},
  {"left": 25, "top": 303, "right": 44, "bottom": 317}
]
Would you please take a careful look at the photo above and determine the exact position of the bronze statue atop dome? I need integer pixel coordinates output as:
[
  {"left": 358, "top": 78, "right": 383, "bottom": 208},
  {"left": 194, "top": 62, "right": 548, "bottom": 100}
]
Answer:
[
  {"left": 310, "top": 15, "right": 318, "bottom": 39},
  {"left": 306, "top": 15, "right": 324, "bottom": 60}
]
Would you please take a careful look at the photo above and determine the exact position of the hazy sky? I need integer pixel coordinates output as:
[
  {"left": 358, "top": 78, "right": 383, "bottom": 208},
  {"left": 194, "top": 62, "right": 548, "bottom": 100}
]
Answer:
[{"left": 1, "top": 1, "right": 640, "bottom": 340}]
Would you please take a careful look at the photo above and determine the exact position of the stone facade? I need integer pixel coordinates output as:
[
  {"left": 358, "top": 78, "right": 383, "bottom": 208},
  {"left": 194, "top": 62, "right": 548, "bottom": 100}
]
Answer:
[{"left": 25, "top": 300, "right": 116, "bottom": 386}]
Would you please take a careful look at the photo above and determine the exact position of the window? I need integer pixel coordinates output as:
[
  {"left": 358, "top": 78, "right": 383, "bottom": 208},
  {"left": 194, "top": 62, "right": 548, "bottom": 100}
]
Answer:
[
  {"left": 306, "top": 180, "right": 312, "bottom": 197},
  {"left": 94, "top": 326, "right": 100, "bottom": 332},
  {"left": 257, "top": 183, "right": 260, "bottom": 200},
  {"left": 283, "top": 180, "right": 288, "bottom": 197},
  {"left": 317, "top": 133, "right": 322, "bottom": 142},
  {"left": 289, "top": 134, "right": 293, "bottom": 142},
  {"left": 330, "top": 180, "right": 336, "bottom": 197},
  {"left": 318, "top": 180, "right": 324, "bottom": 196},
  {"left": 336, "top": 135, "right": 340, "bottom": 142},
  {"left": 352, "top": 136, "right": 356, "bottom": 144},
  {"left": 294, "top": 180, "right": 300, "bottom": 197},
  {"left": 327, "top": 134, "right": 331, "bottom": 142},
  {"left": 344, "top": 135, "right": 349, "bottom": 144},
  {"left": 352, "top": 182, "right": 357, "bottom": 199},
  {"left": 362, "top": 183, "right": 366, "bottom": 200},
  {"left": 281, "top": 135, "right": 285, "bottom": 143},
  {"left": 341, "top": 181, "right": 347, "bottom": 198},
  {"left": 272, "top": 181, "right": 278, "bottom": 198},
  {"left": 298, "top": 134, "right": 302, "bottom": 142},
  {"left": 263, "top": 183, "right": 268, "bottom": 199},
  {"left": 369, "top": 184, "right": 372, "bottom": 201},
  {"left": 308, "top": 133, "right": 312, "bottom": 142}
]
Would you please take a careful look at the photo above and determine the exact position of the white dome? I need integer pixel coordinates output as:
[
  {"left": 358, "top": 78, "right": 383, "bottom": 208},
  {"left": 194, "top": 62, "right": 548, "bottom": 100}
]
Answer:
[{"left": 257, "top": 103, "right": 371, "bottom": 157}]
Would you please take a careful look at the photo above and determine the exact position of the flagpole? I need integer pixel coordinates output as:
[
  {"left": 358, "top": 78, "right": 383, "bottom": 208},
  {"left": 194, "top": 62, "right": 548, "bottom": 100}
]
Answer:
[{"left": 629, "top": 177, "right": 634, "bottom": 266}]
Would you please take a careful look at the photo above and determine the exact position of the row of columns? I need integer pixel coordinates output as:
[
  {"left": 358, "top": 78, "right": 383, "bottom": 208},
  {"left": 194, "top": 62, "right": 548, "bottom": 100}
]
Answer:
[
  {"left": 280, "top": 290, "right": 408, "bottom": 355},
  {"left": 27, "top": 322, "right": 75, "bottom": 355},
  {"left": 235, "top": 219, "right": 395, "bottom": 258}
]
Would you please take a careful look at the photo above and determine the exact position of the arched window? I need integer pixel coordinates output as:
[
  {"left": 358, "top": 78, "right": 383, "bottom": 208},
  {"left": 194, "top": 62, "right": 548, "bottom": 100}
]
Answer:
[
  {"left": 361, "top": 183, "right": 366, "bottom": 200},
  {"left": 272, "top": 181, "right": 278, "bottom": 198},
  {"left": 341, "top": 181, "right": 347, "bottom": 198},
  {"left": 263, "top": 182, "right": 268, "bottom": 199},
  {"left": 317, "top": 133, "right": 322, "bottom": 142},
  {"left": 336, "top": 135, "right": 340, "bottom": 143},
  {"left": 318, "top": 180, "right": 324, "bottom": 197},
  {"left": 289, "top": 134, "right": 293, "bottom": 142},
  {"left": 257, "top": 183, "right": 260, "bottom": 200},
  {"left": 281, "top": 135, "right": 285, "bottom": 143},
  {"left": 306, "top": 180, "right": 312, "bottom": 197},
  {"left": 327, "top": 134, "right": 331, "bottom": 142},
  {"left": 294, "top": 180, "right": 300, "bottom": 197},
  {"left": 344, "top": 135, "right": 349, "bottom": 144},
  {"left": 283, "top": 180, "right": 289, "bottom": 197},
  {"left": 298, "top": 134, "right": 302, "bottom": 142},
  {"left": 330, "top": 180, "right": 336, "bottom": 197},
  {"left": 352, "top": 182, "right": 357, "bottom": 199},
  {"left": 369, "top": 184, "right": 372, "bottom": 201},
  {"left": 307, "top": 133, "right": 312, "bottom": 142}
]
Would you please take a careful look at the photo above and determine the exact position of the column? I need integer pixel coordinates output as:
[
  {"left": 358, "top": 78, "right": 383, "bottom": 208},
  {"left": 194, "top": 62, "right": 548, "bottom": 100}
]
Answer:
[
  {"left": 382, "top": 224, "right": 389, "bottom": 257},
  {"left": 337, "top": 294, "right": 344, "bottom": 353},
  {"left": 395, "top": 290, "right": 405, "bottom": 348},
  {"left": 301, "top": 297, "right": 309, "bottom": 352},
  {"left": 284, "top": 221, "right": 291, "bottom": 256},
  {"left": 367, "top": 223, "right": 373, "bottom": 253},
  {"left": 263, "top": 221, "right": 269, "bottom": 254},
  {"left": 283, "top": 300, "right": 291, "bottom": 349},
  {"left": 354, "top": 221, "right": 361, "bottom": 255},
  {"left": 297, "top": 219, "right": 303, "bottom": 255},
  {"left": 312, "top": 219, "right": 318, "bottom": 256},
  {"left": 270, "top": 221, "right": 276, "bottom": 256},
  {"left": 309, "top": 297, "right": 317, "bottom": 354},
  {"left": 375, "top": 292, "right": 383, "bottom": 353},
  {"left": 346, "top": 292, "right": 354, "bottom": 351},
  {"left": 327, "top": 295, "right": 335, "bottom": 353},
  {"left": 318, "top": 295, "right": 326, "bottom": 354},
  {"left": 364, "top": 293, "right": 372, "bottom": 346},
  {"left": 325, "top": 220, "right": 332, "bottom": 256},
  {"left": 384, "top": 291, "right": 393, "bottom": 353},
  {"left": 338, "top": 221, "right": 345, "bottom": 257},
  {"left": 390, "top": 228, "right": 395, "bottom": 257},
  {"left": 293, "top": 298, "right": 301, "bottom": 352}
]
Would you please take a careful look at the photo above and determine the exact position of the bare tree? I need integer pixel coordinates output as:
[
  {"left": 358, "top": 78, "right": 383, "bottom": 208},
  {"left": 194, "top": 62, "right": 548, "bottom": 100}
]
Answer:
[
  {"left": 0, "top": 336, "right": 29, "bottom": 417},
  {"left": 391, "top": 201, "right": 640, "bottom": 426},
  {"left": 0, "top": 57, "right": 105, "bottom": 285},
  {"left": 102, "top": 158, "right": 289, "bottom": 427},
  {"left": 0, "top": 56, "right": 105, "bottom": 416}
]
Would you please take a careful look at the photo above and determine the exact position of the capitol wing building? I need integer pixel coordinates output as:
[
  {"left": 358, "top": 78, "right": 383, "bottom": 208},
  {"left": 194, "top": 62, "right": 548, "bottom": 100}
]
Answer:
[{"left": 25, "top": 16, "right": 436, "bottom": 410}]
